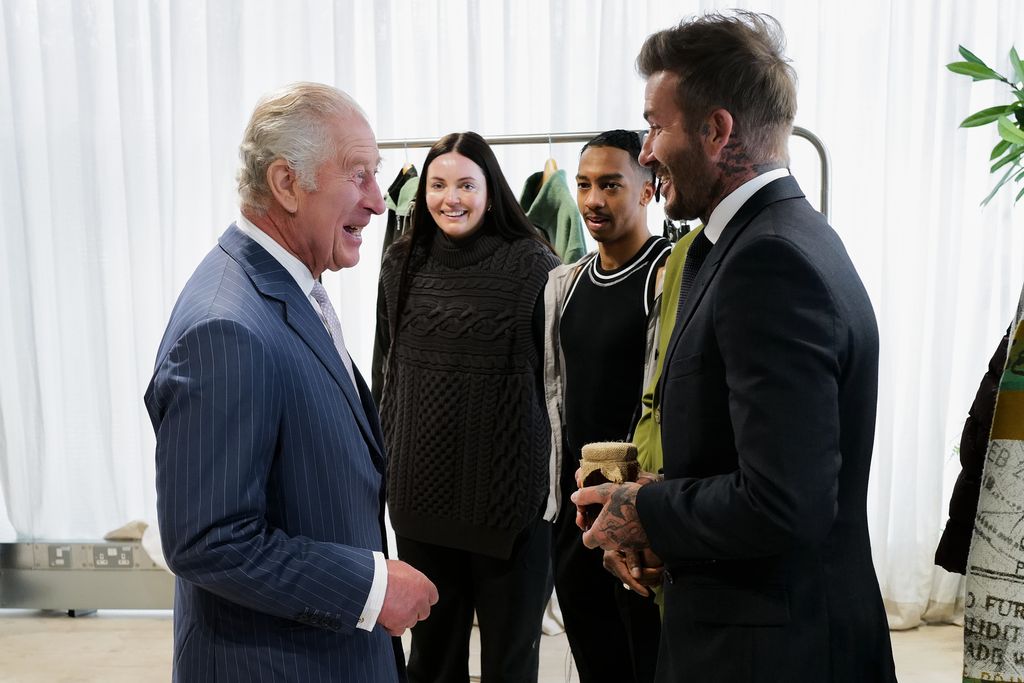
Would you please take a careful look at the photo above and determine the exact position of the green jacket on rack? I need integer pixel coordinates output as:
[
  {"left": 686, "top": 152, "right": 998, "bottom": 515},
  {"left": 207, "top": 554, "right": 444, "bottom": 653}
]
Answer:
[{"left": 519, "top": 169, "right": 587, "bottom": 264}]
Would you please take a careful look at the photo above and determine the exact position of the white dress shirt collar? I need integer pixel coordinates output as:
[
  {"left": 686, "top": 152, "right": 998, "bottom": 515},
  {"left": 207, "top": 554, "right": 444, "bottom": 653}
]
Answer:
[
  {"left": 702, "top": 167, "right": 790, "bottom": 244},
  {"left": 236, "top": 213, "right": 317, "bottom": 299}
]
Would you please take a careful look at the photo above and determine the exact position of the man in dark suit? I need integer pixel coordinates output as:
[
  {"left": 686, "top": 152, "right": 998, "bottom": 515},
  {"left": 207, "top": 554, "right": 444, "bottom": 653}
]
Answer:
[
  {"left": 145, "top": 82, "right": 437, "bottom": 682},
  {"left": 572, "top": 12, "right": 898, "bottom": 682}
]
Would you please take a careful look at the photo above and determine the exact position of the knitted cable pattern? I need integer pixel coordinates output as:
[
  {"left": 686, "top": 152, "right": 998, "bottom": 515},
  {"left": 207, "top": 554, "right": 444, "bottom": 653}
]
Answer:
[{"left": 380, "top": 232, "right": 559, "bottom": 557}]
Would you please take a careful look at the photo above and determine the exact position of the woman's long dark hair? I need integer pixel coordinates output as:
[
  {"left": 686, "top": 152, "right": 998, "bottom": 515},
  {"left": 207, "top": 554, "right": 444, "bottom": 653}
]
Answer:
[
  {"left": 407, "top": 131, "right": 550, "bottom": 255},
  {"left": 383, "top": 131, "right": 554, "bottom": 392}
]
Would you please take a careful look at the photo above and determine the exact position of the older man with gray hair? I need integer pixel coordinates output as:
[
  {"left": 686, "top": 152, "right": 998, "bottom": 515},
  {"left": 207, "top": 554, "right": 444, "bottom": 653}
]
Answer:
[{"left": 145, "top": 82, "right": 437, "bottom": 683}]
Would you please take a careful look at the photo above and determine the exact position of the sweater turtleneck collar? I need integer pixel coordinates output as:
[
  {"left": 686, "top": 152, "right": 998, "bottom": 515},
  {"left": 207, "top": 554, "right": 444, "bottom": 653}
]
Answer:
[{"left": 428, "top": 226, "right": 502, "bottom": 269}]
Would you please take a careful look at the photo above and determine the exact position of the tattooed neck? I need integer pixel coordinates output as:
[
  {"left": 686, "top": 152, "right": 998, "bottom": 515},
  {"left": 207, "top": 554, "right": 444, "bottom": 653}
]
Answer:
[{"left": 704, "top": 138, "right": 785, "bottom": 223}]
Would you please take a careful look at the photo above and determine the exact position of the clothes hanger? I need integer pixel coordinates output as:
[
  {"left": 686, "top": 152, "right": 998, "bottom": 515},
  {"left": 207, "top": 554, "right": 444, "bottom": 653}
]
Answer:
[
  {"left": 542, "top": 133, "right": 557, "bottom": 184},
  {"left": 401, "top": 141, "right": 413, "bottom": 174}
]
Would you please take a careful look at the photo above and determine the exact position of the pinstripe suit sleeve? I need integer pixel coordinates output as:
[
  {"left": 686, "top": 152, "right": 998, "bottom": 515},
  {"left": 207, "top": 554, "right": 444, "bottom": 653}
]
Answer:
[{"left": 149, "top": 317, "right": 375, "bottom": 634}]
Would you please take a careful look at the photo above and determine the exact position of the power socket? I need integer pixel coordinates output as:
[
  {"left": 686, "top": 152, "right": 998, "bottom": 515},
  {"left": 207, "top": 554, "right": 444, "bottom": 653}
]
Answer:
[
  {"left": 91, "top": 544, "right": 134, "bottom": 569},
  {"left": 47, "top": 545, "right": 73, "bottom": 569}
]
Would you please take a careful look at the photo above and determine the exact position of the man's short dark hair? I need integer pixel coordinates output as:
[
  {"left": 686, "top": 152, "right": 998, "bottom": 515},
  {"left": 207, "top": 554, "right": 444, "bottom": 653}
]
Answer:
[
  {"left": 580, "top": 129, "right": 655, "bottom": 182},
  {"left": 636, "top": 11, "right": 797, "bottom": 164}
]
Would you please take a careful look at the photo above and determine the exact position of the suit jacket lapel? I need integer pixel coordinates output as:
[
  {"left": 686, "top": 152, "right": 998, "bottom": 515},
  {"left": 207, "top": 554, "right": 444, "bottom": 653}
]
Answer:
[
  {"left": 353, "top": 365, "right": 386, "bottom": 473},
  {"left": 665, "top": 176, "right": 806, "bottom": 361},
  {"left": 219, "top": 225, "right": 383, "bottom": 463}
]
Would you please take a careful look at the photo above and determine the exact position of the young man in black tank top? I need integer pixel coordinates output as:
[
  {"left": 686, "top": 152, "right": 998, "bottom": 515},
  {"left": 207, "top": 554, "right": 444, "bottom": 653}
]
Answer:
[{"left": 543, "top": 130, "right": 669, "bottom": 682}]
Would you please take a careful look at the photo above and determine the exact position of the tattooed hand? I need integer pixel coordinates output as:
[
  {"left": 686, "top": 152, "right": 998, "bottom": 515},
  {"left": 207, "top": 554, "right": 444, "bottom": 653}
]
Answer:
[
  {"left": 571, "top": 482, "right": 650, "bottom": 552},
  {"left": 603, "top": 548, "right": 664, "bottom": 597}
]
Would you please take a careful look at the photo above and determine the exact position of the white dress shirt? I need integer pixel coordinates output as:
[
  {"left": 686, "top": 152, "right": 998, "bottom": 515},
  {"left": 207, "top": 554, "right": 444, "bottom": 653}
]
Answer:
[
  {"left": 236, "top": 214, "right": 388, "bottom": 632},
  {"left": 702, "top": 167, "right": 790, "bottom": 244}
]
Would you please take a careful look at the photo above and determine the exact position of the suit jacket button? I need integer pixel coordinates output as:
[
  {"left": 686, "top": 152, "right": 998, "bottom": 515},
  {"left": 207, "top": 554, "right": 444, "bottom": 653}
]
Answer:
[
  {"left": 664, "top": 569, "right": 674, "bottom": 584},
  {"left": 654, "top": 408, "right": 661, "bottom": 424}
]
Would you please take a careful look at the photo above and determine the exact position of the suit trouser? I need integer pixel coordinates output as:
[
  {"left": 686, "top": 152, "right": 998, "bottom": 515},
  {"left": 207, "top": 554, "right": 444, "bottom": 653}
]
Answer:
[
  {"left": 553, "top": 459, "right": 661, "bottom": 683},
  {"left": 397, "top": 517, "right": 550, "bottom": 683}
]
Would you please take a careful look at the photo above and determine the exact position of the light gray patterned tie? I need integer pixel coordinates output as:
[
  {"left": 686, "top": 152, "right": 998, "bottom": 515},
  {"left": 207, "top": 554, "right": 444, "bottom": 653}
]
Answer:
[{"left": 310, "top": 281, "right": 357, "bottom": 389}]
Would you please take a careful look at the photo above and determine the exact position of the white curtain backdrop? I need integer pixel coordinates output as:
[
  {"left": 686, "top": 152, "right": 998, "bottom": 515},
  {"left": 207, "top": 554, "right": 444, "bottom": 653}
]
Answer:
[{"left": 2, "top": 0, "right": 1022, "bottom": 629}]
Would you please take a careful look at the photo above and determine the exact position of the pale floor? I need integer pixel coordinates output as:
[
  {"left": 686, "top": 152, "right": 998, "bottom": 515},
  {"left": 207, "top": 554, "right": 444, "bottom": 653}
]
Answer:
[{"left": 0, "top": 609, "right": 962, "bottom": 682}]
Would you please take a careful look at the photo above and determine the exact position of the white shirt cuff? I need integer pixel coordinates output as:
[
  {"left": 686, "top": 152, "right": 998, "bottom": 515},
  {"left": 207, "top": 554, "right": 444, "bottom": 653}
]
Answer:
[{"left": 356, "top": 551, "right": 387, "bottom": 631}]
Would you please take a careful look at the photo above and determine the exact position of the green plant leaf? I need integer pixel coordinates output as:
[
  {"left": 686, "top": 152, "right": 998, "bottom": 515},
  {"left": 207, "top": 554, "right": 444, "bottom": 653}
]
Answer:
[
  {"left": 981, "top": 165, "right": 1016, "bottom": 206},
  {"left": 961, "top": 105, "right": 1015, "bottom": 127},
  {"left": 1016, "top": 183, "right": 1024, "bottom": 203},
  {"left": 1011, "top": 47, "right": 1024, "bottom": 86},
  {"left": 991, "top": 140, "right": 1012, "bottom": 160},
  {"left": 959, "top": 45, "right": 987, "bottom": 66},
  {"left": 948, "top": 61, "right": 1005, "bottom": 81},
  {"left": 1015, "top": 167, "right": 1024, "bottom": 182},
  {"left": 997, "top": 116, "right": 1024, "bottom": 144},
  {"left": 991, "top": 145, "right": 1024, "bottom": 172}
]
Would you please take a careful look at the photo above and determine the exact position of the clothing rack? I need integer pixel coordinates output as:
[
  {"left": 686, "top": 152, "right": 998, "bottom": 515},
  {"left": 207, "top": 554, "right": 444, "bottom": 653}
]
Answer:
[{"left": 378, "top": 126, "right": 832, "bottom": 220}]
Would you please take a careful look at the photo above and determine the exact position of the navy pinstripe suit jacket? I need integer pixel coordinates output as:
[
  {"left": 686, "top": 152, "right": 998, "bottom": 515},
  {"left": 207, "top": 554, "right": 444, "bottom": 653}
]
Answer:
[{"left": 145, "top": 225, "right": 401, "bottom": 682}]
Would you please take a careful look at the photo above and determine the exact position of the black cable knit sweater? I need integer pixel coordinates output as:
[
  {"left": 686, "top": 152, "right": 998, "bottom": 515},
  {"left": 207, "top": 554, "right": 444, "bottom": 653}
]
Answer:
[{"left": 378, "top": 229, "right": 559, "bottom": 559}]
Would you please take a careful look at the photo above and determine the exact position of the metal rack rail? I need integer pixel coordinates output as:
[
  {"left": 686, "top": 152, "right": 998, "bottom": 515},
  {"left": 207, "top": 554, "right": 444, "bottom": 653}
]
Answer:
[{"left": 377, "top": 126, "right": 832, "bottom": 219}]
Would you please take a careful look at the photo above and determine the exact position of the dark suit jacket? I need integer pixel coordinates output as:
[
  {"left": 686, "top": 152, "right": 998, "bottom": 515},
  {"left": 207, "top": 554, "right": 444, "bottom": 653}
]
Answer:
[
  {"left": 145, "top": 225, "right": 402, "bottom": 682},
  {"left": 636, "top": 177, "right": 897, "bottom": 682}
]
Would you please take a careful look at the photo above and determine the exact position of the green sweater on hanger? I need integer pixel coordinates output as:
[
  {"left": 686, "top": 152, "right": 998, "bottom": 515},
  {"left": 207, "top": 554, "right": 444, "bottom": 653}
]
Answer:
[{"left": 519, "top": 169, "right": 587, "bottom": 264}]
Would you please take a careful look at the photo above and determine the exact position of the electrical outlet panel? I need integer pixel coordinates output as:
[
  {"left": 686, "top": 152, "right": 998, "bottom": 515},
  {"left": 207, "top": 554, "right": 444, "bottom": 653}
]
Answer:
[
  {"left": 91, "top": 545, "right": 134, "bottom": 569},
  {"left": 47, "top": 545, "right": 73, "bottom": 569}
]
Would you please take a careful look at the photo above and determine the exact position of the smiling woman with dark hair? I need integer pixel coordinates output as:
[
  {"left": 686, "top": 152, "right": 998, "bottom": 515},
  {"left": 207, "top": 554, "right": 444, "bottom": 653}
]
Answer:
[{"left": 376, "top": 131, "right": 559, "bottom": 683}]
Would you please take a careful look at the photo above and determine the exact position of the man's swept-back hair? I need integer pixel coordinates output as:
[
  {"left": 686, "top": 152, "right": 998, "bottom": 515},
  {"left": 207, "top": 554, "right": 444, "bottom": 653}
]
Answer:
[
  {"left": 581, "top": 129, "right": 655, "bottom": 183},
  {"left": 237, "top": 82, "right": 363, "bottom": 214},
  {"left": 636, "top": 11, "right": 797, "bottom": 164}
]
